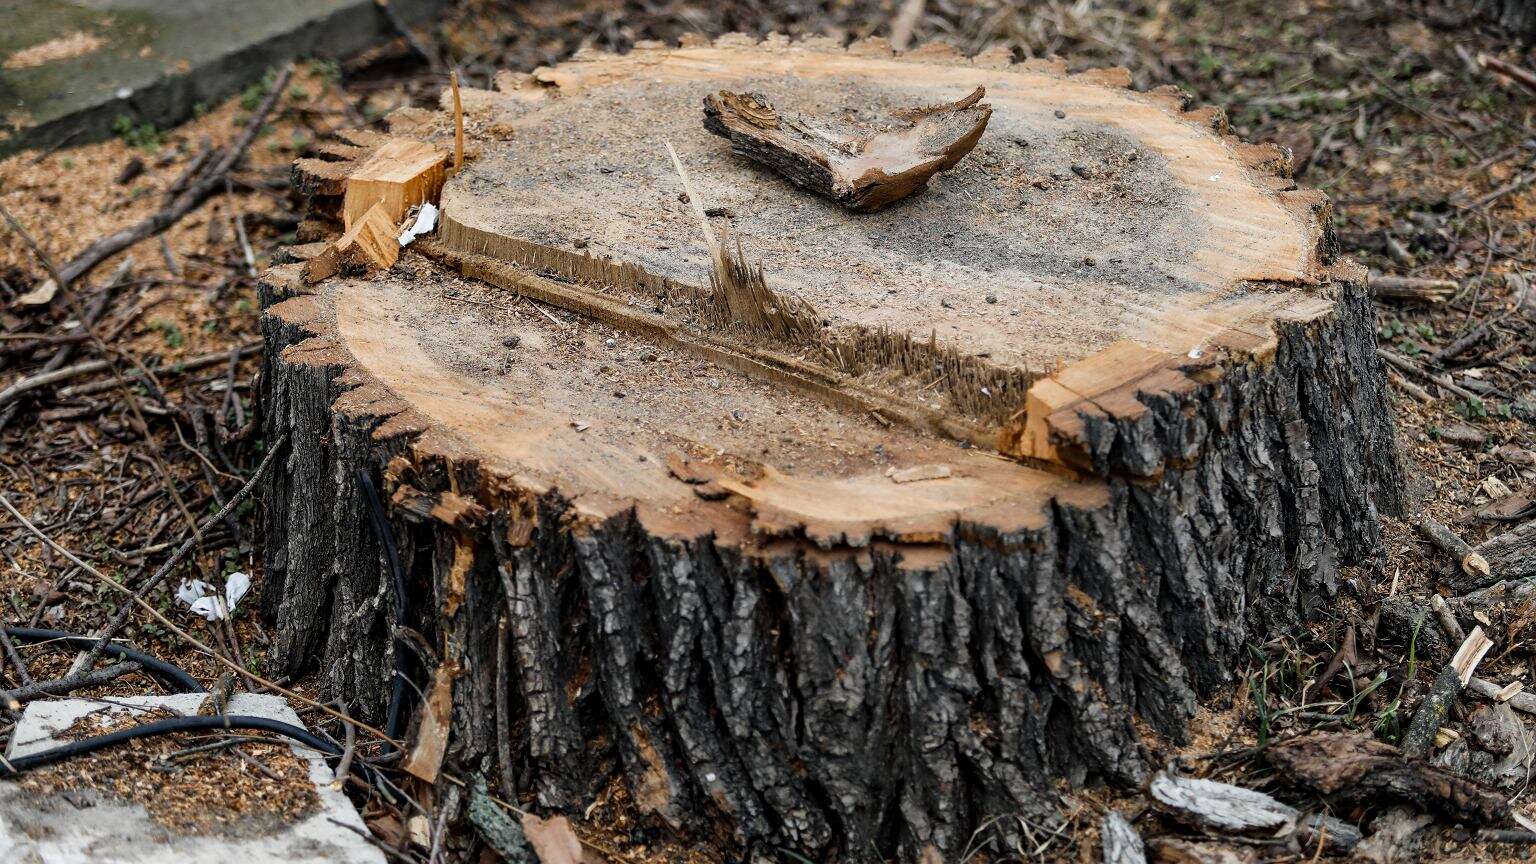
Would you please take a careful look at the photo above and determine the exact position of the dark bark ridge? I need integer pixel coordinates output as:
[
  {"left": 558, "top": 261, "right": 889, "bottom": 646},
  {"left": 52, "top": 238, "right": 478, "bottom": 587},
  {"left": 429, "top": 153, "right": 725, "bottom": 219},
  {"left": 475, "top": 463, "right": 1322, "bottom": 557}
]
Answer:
[
  {"left": 1483, "top": 0, "right": 1536, "bottom": 37},
  {"left": 258, "top": 263, "right": 1402, "bottom": 864}
]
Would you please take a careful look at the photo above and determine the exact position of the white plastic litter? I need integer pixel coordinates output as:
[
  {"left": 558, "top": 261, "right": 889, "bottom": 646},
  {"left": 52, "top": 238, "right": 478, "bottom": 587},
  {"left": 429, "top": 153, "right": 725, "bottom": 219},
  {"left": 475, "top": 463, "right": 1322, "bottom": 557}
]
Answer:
[
  {"left": 176, "top": 572, "right": 251, "bottom": 621},
  {"left": 398, "top": 202, "right": 439, "bottom": 247}
]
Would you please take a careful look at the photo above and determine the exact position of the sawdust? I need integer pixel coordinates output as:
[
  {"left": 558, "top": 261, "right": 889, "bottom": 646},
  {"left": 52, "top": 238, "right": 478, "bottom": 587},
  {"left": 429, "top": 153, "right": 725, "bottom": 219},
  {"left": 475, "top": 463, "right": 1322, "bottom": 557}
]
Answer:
[
  {"left": 3, "top": 31, "right": 104, "bottom": 70},
  {"left": 0, "top": 61, "right": 352, "bottom": 367},
  {"left": 19, "top": 705, "right": 320, "bottom": 836}
]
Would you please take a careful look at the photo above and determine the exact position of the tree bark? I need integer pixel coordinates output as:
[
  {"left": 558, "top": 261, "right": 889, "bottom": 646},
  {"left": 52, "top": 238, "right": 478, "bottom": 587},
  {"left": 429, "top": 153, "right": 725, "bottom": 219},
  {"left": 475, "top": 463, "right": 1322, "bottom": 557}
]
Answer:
[
  {"left": 1483, "top": 0, "right": 1536, "bottom": 38},
  {"left": 258, "top": 261, "right": 1402, "bottom": 861},
  {"left": 257, "top": 36, "right": 1406, "bottom": 864}
]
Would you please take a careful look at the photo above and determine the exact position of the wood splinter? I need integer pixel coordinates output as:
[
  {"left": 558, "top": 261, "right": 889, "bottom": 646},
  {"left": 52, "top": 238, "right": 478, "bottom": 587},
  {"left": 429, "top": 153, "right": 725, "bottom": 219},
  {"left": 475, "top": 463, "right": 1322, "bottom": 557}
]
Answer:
[
  {"left": 303, "top": 200, "right": 399, "bottom": 282},
  {"left": 702, "top": 85, "right": 992, "bottom": 211}
]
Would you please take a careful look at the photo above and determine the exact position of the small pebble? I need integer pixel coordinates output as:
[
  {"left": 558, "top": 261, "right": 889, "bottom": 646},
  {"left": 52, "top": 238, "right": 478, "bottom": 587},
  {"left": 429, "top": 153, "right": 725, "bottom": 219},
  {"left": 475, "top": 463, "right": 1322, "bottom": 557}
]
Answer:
[
  {"left": 1083, "top": 256, "right": 1097, "bottom": 267},
  {"left": 1009, "top": 308, "right": 1020, "bottom": 317},
  {"left": 613, "top": 390, "right": 626, "bottom": 398},
  {"left": 985, "top": 293, "right": 997, "bottom": 304},
  {"left": 605, "top": 338, "right": 616, "bottom": 348},
  {"left": 1070, "top": 164, "right": 1091, "bottom": 179},
  {"left": 940, "top": 298, "right": 954, "bottom": 309},
  {"left": 503, "top": 334, "right": 521, "bottom": 348},
  {"left": 1053, "top": 109, "right": 1067, "bottom": 119}
]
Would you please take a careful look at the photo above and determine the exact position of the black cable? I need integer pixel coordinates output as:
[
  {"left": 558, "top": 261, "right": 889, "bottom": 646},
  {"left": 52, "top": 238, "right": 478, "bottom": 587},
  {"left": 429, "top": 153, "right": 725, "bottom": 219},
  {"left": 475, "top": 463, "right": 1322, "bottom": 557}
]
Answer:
[
  {"left": 357, "top": 469, "right": 410, "bottom": 752},
  {"left": 3, "top": 627, "right": 204, "bottom": 694},
  {"left": 0, "top": 632, "right": 383, "bottom": 789},
  {"left": 0, "top": 714, "right": 378, "bottom": 786}
]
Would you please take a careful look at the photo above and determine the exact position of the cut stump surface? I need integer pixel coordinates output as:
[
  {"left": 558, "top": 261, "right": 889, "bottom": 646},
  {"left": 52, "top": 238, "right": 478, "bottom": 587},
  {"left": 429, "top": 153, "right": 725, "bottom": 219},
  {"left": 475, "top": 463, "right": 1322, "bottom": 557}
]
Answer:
[{"left": 260, "top": 36, "right": 1404, "bottom": 864}]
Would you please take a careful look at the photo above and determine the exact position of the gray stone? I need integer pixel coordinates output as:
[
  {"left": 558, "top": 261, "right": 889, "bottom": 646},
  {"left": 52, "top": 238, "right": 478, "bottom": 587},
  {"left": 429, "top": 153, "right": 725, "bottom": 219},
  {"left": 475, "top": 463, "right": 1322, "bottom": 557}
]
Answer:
[
  {"left": 1, "top": 0, "right": 447, "bottom": 157},
  {"left": 0, "top": 693, "right": 384, "bottom": 863}
]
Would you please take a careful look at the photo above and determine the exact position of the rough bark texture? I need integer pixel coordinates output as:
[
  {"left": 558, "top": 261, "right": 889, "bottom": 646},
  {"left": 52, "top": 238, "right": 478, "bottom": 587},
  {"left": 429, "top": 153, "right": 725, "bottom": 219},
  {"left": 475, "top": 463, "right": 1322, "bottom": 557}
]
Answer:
[
  {"left": 258, "top": 265, "right": 1402, "bottom": 863},
  {"left": 256, "top": 37, "right": 1406, "bottom": 864},
  {"left": 1483, "top": 0, "right": 1536, "bottom": 38}
]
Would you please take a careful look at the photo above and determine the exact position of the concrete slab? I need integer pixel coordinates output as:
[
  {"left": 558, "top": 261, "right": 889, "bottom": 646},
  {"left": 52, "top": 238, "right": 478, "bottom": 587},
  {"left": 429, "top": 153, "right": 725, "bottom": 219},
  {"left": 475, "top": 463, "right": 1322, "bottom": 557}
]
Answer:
[
  {"left": 0, "top": 693, "right": 385, "bottom": 863},
  {"left": 0, "top": 0, "right": 447, "bottom": 157}
]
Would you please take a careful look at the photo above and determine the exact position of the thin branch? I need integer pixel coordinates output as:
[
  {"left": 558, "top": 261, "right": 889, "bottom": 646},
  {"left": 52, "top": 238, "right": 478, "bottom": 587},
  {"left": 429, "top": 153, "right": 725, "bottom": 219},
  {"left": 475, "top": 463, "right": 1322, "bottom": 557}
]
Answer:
[
  {"left": 46, "top": 65, "right": 293, "bottom": 292},
  {"left": 0, "top": 661, "right": 141, "bottom": 708},
  {"left": 75, "top": 434, "right": 285, "bottom": 673},
  {"left": 0, "top": 486, "right": 396, "bottom": 744}
]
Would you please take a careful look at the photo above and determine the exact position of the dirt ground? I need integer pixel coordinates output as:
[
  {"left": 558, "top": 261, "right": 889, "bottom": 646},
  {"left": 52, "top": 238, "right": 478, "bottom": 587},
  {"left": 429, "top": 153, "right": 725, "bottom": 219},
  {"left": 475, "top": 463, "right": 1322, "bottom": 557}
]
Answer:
[{"left": 2, "top": 1, "right": 1535, "bottom": 862}]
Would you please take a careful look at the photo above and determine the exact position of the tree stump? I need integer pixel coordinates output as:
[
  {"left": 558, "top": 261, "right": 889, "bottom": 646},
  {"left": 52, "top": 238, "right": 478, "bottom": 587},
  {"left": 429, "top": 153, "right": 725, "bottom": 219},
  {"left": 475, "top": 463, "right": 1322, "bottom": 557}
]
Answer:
[
  {"left": 259, "top": 36, "right": 1405, "bottom": 862},
  {"left": 1483, "top": 0, "right": 1536, "bottom": 38}
]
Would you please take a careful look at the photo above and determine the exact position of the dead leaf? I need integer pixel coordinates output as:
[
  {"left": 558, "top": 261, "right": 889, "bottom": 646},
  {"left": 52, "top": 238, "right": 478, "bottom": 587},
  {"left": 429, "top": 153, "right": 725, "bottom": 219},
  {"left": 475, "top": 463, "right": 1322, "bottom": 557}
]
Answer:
[
  {"left": 520, "top": 812, "right": 584, "bottom": 864},
  {"left": 367, "top": 812, "right": 408, "bottom": 848}
]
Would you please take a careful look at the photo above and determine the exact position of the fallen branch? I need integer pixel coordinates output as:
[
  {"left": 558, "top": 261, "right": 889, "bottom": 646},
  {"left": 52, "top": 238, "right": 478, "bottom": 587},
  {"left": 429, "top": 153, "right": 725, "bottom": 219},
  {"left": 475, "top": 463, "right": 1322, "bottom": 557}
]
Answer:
[
  {"left": 1266, "top": 731, "right": 1507, "bottom": 825},
  {"left": 1147, "top": 768, "right": 1361, "bottom": 854},
  {"left": 1430, "top": 593, "right": 1466, "bottom": 644},
  {"left": 1378, "top": 348, "right": 1478, "bottom": 400},
  {"left": 0, "top": 660, "right": 141, "bottom": 708},
  {"left": 56, "top": 342, "right": 261, "bottom": 399},
  {"left": 1451, "top": 520, "right": 1536, "bottom": 593},
  {"left": 1468, "top": 677, "right": 1536, "bottom": 716},
  {"left": 1371, "top": 275, "right": 1457, "bottom": 303},
  {"left": 1387, "top": 369, "right": 1434, "bottom": 403},
  {"left": 1478, "top": 52, "right": 1536, "bottom": 97},
  {"left": 1414, "top": 515, "right": 1492, "bottom": 580},
  {"left": 1149, "top": 769, "right": 1296, "bottom": 834},
  {"left": 1400, "top": 626, "right": 1493, "bottom": 757},
  {"left": 0, "top": 342, "right": 259, "bottom": 408},
  {"left": 1430, "top": 312, "right": 1507, "bottom": 365},
  {"left": 1468, "top": 172, "right": 1534, "bottom": 211},
  {"left": 30, "top": 66, "right": 292, "bottom": 297},
  {"left": 0, "top": 624, "right": 34, "bottom": 698},
  {"left": 74, "top": 433, "right": 285, "bottom": 674}
]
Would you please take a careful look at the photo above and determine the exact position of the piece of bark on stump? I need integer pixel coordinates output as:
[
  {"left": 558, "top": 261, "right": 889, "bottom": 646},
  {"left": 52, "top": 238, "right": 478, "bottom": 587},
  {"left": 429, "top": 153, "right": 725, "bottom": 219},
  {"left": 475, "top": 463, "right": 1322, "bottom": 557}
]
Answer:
[{"left": 258, "top": 35, "right": 1405, "bottom": 863}]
